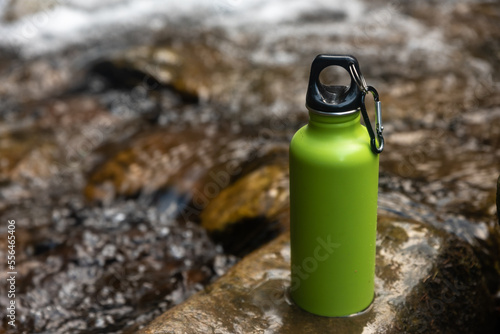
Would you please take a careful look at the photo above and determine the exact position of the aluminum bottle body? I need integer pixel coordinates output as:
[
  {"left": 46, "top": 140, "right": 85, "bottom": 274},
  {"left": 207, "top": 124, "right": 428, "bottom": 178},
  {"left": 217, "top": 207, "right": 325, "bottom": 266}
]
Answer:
[{"left": 289, "top": 109, "right": 379, "bottom": 317}]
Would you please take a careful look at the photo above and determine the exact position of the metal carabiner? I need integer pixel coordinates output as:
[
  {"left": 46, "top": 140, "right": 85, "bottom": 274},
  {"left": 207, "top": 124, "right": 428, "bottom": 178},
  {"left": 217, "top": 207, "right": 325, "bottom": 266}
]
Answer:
[
  {"left": 349, "top": 63, "right": 368, "bottom": 94},
  {"left": 360, "top": 86, "right": 384, "bottom": 154}
]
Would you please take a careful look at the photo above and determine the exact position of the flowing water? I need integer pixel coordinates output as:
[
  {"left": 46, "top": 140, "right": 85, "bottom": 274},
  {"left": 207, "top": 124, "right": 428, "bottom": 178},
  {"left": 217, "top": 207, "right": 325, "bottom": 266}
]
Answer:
[{"left": 0, "top": 0, "right": 499, "bottom": 332}]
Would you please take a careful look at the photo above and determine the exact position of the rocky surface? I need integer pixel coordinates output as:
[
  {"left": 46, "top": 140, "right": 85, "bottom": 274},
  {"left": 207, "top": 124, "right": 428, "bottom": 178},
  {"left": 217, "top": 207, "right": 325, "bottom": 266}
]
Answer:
[
  {"left": 140, "top": 212, "right": 493, "bottom": 334},
  {"left": 0, "top": 0, "right": 499, "bottom": 333},
  {"left": 0, "top": 199, "right": 238, "bottom": 333}
]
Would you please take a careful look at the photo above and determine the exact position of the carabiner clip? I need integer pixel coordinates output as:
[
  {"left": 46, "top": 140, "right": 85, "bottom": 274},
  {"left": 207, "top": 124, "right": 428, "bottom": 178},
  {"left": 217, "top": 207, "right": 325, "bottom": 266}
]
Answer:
[
  {"left": 360, "top": 86, "right": 384, "bottom": 154},
  {"left": 349, "top": 63, "right": 368, "bottom": 94}
]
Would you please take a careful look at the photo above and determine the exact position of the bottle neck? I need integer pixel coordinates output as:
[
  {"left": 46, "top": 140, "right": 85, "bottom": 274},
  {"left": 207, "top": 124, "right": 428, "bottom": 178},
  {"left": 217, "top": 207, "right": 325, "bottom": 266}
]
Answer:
[{"left": 308, "top": 109, "right": 361, "bottom": 131}]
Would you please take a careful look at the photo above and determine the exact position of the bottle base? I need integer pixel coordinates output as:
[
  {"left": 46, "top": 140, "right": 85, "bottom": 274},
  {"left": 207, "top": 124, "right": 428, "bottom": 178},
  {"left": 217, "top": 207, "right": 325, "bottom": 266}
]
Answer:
[{"left": 287, "top": 287, "right": 375, "bottom": 318}]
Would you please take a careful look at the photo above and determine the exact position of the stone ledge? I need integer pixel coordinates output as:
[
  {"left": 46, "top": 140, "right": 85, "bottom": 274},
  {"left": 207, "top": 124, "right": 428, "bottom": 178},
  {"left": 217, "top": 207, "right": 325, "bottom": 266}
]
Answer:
[{"left": 140, "top": 216, "right": 493, "bottom": 334}]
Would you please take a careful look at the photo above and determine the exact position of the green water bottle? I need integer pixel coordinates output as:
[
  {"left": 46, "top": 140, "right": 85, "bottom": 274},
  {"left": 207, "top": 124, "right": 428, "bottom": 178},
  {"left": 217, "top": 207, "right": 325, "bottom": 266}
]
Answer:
[{"left": 289, "top": 54, "right": 384, "bottom": 317}]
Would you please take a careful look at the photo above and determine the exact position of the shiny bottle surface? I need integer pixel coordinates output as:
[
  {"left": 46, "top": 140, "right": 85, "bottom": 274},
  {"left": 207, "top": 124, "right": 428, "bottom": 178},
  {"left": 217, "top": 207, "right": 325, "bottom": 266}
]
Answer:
[{"left": 289, "top": 109, "right": 379, "bottom": 317}]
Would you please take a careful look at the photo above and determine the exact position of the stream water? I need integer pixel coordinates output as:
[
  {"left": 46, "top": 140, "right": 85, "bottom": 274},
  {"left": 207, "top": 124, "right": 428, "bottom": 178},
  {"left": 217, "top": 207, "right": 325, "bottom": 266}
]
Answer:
[{"left": 0, "top": 0, "right": 499, "bottom": 333}]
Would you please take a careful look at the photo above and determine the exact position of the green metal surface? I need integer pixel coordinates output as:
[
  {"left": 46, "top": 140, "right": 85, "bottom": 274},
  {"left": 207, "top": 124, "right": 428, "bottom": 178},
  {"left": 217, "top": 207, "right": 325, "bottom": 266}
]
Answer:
[{"left": 289, "top": 110, "right": 379, "bottom": 317}]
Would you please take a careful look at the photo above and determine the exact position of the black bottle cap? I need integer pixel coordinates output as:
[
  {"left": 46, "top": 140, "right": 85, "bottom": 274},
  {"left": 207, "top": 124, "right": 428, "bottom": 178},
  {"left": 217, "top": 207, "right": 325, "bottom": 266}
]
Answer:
[{"left": 306, "top": 54, "right": 363, "bottom": 113}]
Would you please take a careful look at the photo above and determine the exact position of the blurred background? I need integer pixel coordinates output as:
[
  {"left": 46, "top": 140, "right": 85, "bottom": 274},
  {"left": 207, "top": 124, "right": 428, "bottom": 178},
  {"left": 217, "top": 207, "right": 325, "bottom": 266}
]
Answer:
[{"left": 0, "top": 0, "right": 499, "bottom": 333}]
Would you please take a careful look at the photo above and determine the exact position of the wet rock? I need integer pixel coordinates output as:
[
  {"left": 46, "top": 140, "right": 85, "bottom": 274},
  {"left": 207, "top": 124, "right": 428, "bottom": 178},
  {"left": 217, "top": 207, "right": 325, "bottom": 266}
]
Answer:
[
  {"left": 0, "top": 198, "right": 237, "bottom": 334},
  {"left": 91, "top": 43, "right": 216, "bottom": 101},
  {"left": 0, "top": 96, "right": 114, "bottom": 183},
  {"left": 200, "top": 163, "right": 288, "bottom": 233},
  {"left": 2, "top": 0, "right": 59, "bottom": 22},
  {"left": 84, "top": 125, "right": 257, "bottom": 204},
  {"left": 84, "top": 124, "right": 291, "bottom": 255},
  {"left": 201, "top": 161, "right": 289, "bottom": 255},
  {"left": 392, "top": 239, "right": 493, "bottom": 333},
  {"left": 89, "top": 37, "right": 307, "bottom": 124},
  {"left": 140, "top": 215, "right": 494, "bottom": 334},
  {"left": 0, "top": 95, "right": 132, "bottom": 202},
  {"left": 380, "top": 106, "right": 500, "bottom": 223},
  {"left": 84, "top": 121, "right": 292, "bottom": 206},
  {"left": 0, "top": 0, "right": 499, "bottom": 333},
  {"left": 0, "top": 127, "right": 57, "bottom": 184},
  {"left": 447, "top": 2, "right": 500, "bottom": 75},
  {"left": 0, "top": 58, "right": 80, "bottom": 105}
]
